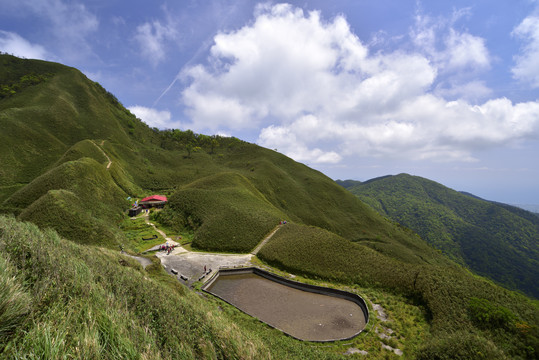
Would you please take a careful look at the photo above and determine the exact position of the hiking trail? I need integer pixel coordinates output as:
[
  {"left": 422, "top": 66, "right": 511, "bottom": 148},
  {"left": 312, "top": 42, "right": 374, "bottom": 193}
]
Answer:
[{"left": 91, "top": 140, "right": 112, "bottom": 169}]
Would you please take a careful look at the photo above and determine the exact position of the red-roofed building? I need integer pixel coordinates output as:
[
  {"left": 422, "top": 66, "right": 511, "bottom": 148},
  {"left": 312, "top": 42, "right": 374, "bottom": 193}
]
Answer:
[{"left": 139, "top": 195, "right": 168, "bottom": 208}]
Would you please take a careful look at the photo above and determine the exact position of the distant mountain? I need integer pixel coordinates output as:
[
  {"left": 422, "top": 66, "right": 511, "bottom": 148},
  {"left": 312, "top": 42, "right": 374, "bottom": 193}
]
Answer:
[
  {"left": 512, "top": 204, "right": 539, "bottom": 214},
  {"left": 339, "top": 174, "right": 539, "bottom": 298}
]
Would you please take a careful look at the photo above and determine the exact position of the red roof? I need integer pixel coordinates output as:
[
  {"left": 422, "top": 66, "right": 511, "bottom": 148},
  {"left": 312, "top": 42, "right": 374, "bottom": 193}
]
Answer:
[{"left": 140, "top": 195, "right": 167, "bottom": 202}]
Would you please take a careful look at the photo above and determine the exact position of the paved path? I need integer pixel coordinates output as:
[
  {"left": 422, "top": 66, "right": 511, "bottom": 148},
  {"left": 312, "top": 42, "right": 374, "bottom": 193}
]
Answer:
[
  {"left": 251, "top": 225, "right": 282, "bottom": 255},
  {"left": 141, "top": 219, "right": 284, "bottom": 286},
  {"left": 156, "top": 251, "right": 252, "bottom": 286},
  {"left": 124, "top": 254, "right": 153, "bottom": 269}
]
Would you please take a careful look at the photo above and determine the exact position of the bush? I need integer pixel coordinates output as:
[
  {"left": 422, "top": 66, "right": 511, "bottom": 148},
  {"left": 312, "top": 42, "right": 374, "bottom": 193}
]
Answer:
[
  {"left": 468, "top": 297, "right": 517, "bottom": 331},
  {"left": 417, "top": 330, "right": 506, "bottom": 360}
]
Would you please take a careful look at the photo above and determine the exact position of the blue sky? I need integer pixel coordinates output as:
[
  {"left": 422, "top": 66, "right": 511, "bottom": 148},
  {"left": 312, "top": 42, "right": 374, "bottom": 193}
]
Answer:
[{"left": 1, "top": 0, "right": 539, "bottom": 205}]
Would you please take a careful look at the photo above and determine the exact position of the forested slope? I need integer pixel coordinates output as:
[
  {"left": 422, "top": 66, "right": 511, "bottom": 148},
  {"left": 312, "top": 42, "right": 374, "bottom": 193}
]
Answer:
[{"left": 338, "top": 174, "right": 539, "bottom": 298}]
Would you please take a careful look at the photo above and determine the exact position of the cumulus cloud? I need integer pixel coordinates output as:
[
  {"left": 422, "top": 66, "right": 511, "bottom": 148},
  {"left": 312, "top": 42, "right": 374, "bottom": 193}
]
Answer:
[
  {"left": 443, "top": 29, "right": 490, "bottom": 71},
  {"left": 409, "top": 8, "right": 492, "bottom": 103},
  {"left": 258, "top": 123, "right": 342, "bottom": 164},
  {"left": 0, "top": 31, "right": 47, "bottom": 59},
  {"left": 512, "top": 15, "right": 539, "bottom": 87},
  {"left": 410, "top": 7, "right": 490, "bottom": 73},
  {"left": 181, "top": 4, "right": 539, "bottom": 164},
  {"left": 128, "top": 106, "right": 177, "bottom": 129}
]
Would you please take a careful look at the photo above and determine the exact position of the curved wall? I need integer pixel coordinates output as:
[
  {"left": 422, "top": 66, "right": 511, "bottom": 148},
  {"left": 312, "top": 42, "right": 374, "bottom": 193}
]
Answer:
[{"left": 203, "top": 267, "right": 369, "bottom": 342}]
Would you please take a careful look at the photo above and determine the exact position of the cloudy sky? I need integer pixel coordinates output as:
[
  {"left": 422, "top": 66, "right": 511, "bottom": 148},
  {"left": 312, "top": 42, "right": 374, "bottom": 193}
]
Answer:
[{"left": 1, "top": 0, "right": 539, "bottom": 205}]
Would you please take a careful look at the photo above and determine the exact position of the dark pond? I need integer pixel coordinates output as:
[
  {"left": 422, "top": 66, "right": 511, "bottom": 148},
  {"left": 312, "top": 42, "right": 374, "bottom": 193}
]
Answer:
[{"left": 204, "top": 271, "right": 367, "bottom": 341}]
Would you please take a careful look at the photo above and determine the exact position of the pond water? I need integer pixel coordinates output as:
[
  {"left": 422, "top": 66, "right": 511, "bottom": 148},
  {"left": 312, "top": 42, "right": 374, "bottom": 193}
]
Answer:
[{"left": 204, "top": 271, "right": 367, "bottom": 341}]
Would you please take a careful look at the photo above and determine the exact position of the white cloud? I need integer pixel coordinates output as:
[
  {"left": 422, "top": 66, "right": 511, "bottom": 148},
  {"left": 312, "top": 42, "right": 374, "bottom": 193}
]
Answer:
[
  {"left": 134, "top": 9, "right": 178, "bottom": 65},
  {"left": 512, "top": 15, "right": 539, "bottom": 88},
  {"left": 443, "top": 29, "right": 490, "bottom": 71},
  {"left": 128, "top": 106, "right": 176, "bottom": 129},
  {"left": 134, "top": 21, "right": 177, "bottom": 65},
  {"left": 258, "top": 125, "right": 342, "bottom": 164},
  {"left": 2, "top": 0, "right": 98, "bottom": 60},
  {"left": 0, "top": 31, "right": 47, "bottom": 59},
  {"left": 410, "top": 10, "right": 491, "bottom": 73},
  {"left": 181, "top": 4, "right": 539, "bottom": 165}
]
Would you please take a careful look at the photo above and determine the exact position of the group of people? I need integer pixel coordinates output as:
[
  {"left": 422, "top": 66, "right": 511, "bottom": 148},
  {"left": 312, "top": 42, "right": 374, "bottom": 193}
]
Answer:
[{"left": 160, "top": 243, "right": 176, "bottom": 255}]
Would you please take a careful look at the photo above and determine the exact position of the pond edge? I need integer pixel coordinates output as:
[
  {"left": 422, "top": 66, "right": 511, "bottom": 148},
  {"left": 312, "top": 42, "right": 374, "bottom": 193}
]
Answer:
[{"left": 202, "top": 266, "right": 370, "bottom": 342}]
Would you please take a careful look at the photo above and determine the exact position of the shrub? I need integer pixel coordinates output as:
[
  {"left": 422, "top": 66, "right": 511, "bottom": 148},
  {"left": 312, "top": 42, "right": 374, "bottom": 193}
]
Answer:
[
  {"left": 468, "top": 297, "right": 517, "bottom": 331},
  {"left": 417, "top": 330, "right": 506, "bottom": 360}
]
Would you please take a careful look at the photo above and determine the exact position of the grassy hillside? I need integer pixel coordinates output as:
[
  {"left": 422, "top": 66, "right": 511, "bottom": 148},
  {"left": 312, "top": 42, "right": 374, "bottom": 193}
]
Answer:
[
  {"left": 3, "top": 157, "right": 129, "bottom": 246},
  {"left": 1, "top": 54, "right": 538, "bottom": 359},
  {"left": 338, "top": 174, "right": 539, "bottom": 299},
  {"left": 158, "top": 172, "right": 285, "bottom": 252},
  {"left": 0, "top": 216, "right": 351, "bottom": 359},
  {"left": 0, "top": 54, "right": 151, "bottom": 195},
  {"left": 259, "top": 222, "right": 538, "bottom": 359}
]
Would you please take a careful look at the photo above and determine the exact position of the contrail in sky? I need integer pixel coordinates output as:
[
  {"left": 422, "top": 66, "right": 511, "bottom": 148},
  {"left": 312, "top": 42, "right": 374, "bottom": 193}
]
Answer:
[
  {"left": 152, "top": 37, "right": 213, "bottom": 107},
  {"left": 153, "top": 1, "right": 243, "bottom": 107}
]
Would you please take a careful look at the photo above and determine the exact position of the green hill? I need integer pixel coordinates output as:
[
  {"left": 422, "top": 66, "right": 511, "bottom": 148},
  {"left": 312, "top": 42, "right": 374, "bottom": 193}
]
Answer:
[
  {"left": 337, "top": 174, "right": 539, "bottom": 298},
  {"left": 1, "top": 54, "right": 538, "bottom": 359}
]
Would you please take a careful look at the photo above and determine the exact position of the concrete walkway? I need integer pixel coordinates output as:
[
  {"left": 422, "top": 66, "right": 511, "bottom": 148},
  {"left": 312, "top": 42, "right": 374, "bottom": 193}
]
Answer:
[
  {"left": 142, "top": 219, "right": 283, "bottom": 286},
  {"left": 124, "top": 254, "right": 153, "bottom": 269},
  {"left": 251, "top": 225, "right": 282, "bottom": 255},
  {"left": 156, "top": 251, "right": 252, "bottom": 286}
]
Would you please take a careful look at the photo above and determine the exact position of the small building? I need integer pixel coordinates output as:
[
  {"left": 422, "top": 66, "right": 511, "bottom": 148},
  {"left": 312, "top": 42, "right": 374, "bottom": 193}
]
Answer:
[
  {"left": 128, "top": 206, "right": 142, "bottom": 217},
  {"left": 139, "top": 195, "right": 168, "bottom": 209}
]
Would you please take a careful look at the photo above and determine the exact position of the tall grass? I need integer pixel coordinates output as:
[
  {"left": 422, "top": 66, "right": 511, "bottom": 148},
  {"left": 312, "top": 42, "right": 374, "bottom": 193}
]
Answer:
[
  {"left": 0, "top": 256, "right": 31, "bottom": 349},
  {"left": 0, "top": 215, "right": 348, "bottom": 359}
]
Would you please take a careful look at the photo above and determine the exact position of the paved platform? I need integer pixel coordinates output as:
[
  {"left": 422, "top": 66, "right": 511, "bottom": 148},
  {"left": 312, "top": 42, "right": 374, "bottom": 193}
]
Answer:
[{"left": 156, "top": 251, "right": 253, "bottom": 285}]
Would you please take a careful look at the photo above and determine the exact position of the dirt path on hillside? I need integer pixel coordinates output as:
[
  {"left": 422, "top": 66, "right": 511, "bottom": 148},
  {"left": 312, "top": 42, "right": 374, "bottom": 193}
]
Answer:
[{"left": 91, "top": 140, "right": 112, "bottom": 169}]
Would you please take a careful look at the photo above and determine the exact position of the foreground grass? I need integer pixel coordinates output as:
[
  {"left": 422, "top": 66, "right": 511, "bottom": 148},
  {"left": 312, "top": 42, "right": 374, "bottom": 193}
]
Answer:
[{"left": 0, "top": 215, "right": 355, "bottom": 359}]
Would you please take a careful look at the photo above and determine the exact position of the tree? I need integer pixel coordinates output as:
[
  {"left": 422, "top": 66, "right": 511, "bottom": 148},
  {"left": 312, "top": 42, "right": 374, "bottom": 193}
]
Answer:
[
  {"left": 210, "top": 135, "right": 220, "bottom": 154},
  {"left": 185, "top": 142, "right": 200, "bottom": 158}
]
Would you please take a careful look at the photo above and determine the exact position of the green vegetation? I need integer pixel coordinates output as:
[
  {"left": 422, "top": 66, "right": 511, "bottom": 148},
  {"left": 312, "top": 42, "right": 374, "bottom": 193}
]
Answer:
[
  {"left": 0, "top": 216, "right": 353, "bottom": 359},
  {"left": 1, "top": 54, "right": 538, "bottom": 358},
  {"left": 0, "top": 54, "right": 58, "bottom": 100},
  {"left": 155, "top": 172, "right": 285, "bottom": 252},
  {"left": 0, "top": 72, "right": 53, "bottom": 99},
  {"left": 258, "top": 222, "right": 539, "bottom": 359},
  {"left": 337, "top": 174, "right": 539, "bottom": 298},
  {"left": 4, "top": 157, "right": 129, "bottom": 246},
  {"left": 119, "top": 216, "right": 163, "bottom": 253}
]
